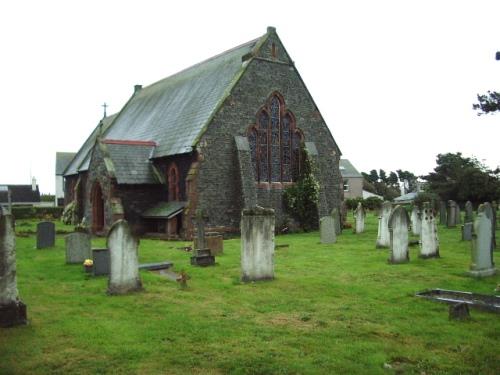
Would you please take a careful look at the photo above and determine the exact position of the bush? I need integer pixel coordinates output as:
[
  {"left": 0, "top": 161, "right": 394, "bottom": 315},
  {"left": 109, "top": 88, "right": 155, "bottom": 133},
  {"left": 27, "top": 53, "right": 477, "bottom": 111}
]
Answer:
[
  {"left": 413, "top": 192, "right": 440, "bottom": 210},
  {"left": 345, "top": 198, "right": 363, "bottom": 210},
  {"left": 364, "top": 196, "right": 383, "bottom": 210},
  {"left": 11, "top": 206, "right": 63, "bottom": 220},
  {"left": 11, "top": 206, "right": 36, "bottom": 219}
]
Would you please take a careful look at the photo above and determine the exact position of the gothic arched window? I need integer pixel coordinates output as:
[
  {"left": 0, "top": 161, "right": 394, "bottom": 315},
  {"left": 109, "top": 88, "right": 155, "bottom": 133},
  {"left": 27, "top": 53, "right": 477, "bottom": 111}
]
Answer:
[
  {"left": 167, "top": 163, "right": 179, "bottom": 201},
  {"left": 248, "top": 93, "right": 303, "bottom": 183}
]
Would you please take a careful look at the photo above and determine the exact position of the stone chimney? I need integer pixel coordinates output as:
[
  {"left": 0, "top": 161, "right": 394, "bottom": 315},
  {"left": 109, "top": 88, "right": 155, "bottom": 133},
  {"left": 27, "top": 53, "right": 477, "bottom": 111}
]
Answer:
[
  {"left": 134, "top": 85, "right": 142, "bottom": 94},
  {"left": 32, "top": 177, "right": 37, "bottom": 191}
]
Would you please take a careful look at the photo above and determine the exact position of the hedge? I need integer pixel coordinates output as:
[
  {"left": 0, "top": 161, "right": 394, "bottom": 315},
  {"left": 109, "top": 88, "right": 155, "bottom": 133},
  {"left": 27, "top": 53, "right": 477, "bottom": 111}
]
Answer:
[{"left": 11, "top": 206, "right": 63, "bottom": 219}]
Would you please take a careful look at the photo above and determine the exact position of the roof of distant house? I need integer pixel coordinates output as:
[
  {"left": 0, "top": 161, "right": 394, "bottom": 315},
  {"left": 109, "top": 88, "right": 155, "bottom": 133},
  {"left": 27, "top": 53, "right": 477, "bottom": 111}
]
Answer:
[
  {"left": 0, "top": 185, "right": 40, "bottom": 203},
  {"left": 55, "top": 152, "right": 77, "bottom": 175},
  {"left": 394, "top": 191, "right": 418, "bottom": 203},
  {"left": 339, "top": 159, "right": 362, "bottom": 178}
]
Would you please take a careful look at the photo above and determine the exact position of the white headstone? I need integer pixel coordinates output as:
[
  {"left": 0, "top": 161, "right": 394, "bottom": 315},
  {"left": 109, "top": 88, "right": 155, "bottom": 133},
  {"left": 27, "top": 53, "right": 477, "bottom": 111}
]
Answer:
[
  {"left": 354, "top": 202, "right": 365, "bottom": 234},
  {"left": 388, "top": 205, "right": 410, "bottom": 264},
  {"left": 376, "top": 201, "right": 392, "bottom": 248},
  {"left": 469, "top": 204, "right": 496, "bottom": 277},
  {"left": 320, "top": 216, "right": 336, "bottom": 244},
  {"left": 107, "top": 220, "right": 142, "bottom": 294},
  {"left": 420, "top": 203, "right": 439, "bottom": 258},
  {"left": 240, "top": 206, "right": 275, "bottom": 282},
  {"left": 410, "top": 206, "right": 421, "bottom": 236}
]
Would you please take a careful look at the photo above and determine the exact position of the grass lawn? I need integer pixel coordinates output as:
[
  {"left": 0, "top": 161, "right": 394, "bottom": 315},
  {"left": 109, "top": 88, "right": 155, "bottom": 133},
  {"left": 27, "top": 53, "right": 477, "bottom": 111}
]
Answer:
[{"left": 1, "top": 214, "right": 499, "bottom": 374}]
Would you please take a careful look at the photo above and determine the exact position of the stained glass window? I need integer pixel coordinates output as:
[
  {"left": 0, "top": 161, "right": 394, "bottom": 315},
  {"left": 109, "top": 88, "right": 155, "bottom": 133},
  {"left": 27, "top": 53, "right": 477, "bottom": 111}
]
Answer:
[
  {"left": 259, "top": 111, "right": 269, "bottom": 182},
  {"left": 270, "top": 96, "right": 281, "bottom": 182},
  {"left": 248, "top": 129, "right": 258, "bottom": 178},
  {"left": 282, "top": 114, "right": 291, "bottom": 182}
]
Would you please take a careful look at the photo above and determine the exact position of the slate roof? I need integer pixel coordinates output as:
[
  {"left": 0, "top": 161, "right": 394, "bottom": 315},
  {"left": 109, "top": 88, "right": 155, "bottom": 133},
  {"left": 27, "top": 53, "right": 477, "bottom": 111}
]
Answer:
[
  {"left": 394, "top": 192, "right": 418, "bottom": 203},
  {"left": 55, "top": 152, "right": 76, "bottom": 175},
  {"left": 102, "top": 141, "right": 158, "bottom": 184},
  {"left": 64, "top": 114, "right": 117, "bottom": 176},
  {"left": 0, "top": 185, "right": 40, "bottom": 203},
  {"left": 102, "top": 35, "right": 266, "bottom": 158},
  {"left": 339, "top": 159, "right": 362, "bottom": 178},
  {"left": 142, "top": 201, "right": 186, "bottom": 218}
]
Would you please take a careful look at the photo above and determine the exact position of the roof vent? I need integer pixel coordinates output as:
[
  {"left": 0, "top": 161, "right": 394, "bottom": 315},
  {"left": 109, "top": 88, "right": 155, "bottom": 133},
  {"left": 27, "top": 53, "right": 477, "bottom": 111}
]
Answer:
[
  {"left": 267, "top": 26, "right": 276, "bottom": 34},
  {"left": 134, "top": 85, "right": 142, "bottom": 94}
]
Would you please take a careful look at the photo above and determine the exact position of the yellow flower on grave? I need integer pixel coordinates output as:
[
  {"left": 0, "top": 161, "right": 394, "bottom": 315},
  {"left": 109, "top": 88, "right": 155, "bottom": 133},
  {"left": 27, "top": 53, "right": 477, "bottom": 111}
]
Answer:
[{"left": 83, "top": 259, "right": 93, "bottom": 266}]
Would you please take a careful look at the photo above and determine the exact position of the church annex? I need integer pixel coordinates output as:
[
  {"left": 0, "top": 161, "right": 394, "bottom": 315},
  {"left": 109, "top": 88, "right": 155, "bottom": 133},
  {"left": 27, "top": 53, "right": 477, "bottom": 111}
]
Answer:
[{"left": 63, "top": 27, "right": 343, "bottom": 238}]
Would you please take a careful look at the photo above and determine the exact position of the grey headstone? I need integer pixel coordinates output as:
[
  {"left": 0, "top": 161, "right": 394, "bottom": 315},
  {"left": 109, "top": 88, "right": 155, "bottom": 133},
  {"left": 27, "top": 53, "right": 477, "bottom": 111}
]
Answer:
[
  {"left": 410, "top": 206, "right": 421, "bottom": 236},
  {"left": 191, "top": 209, "right": 215, "bottom": 266},
  {"left": 0, "top": 212, "right": 27, "bottom": 327},
  {"left": 447, "top": 200, "right": 457, "bottom": 228},
  {"left": 376, "top": 201, "right": 392, "bottom": 248},
  {"left": 320, "top": 216, "right": 336, "bottom": 244},
  {"left": 420, "top": 203, "right": 439, "bottom": 258},
  {"left": 331, "top": 208, "right": 341, "bottom": 235},
  {"left": 240, "top": 206, "right": 275, "bottom": 282},
  {"left": 490, "top": 201, "right": 497, "bottom": 249},
  {"left": 439, "top": 201, "right": 447, "bottom": 225},
  {"left": 388, "top": 205, "right": 410, "bottom": 264},
  {"left": 469, "top": 204, "right": 495, "bottom": 277},
  {"left": 92, "top": 248, "right": 110, "bottom": 276},
  {"left": 483, "top": 202, "right": 496, "bottom": 252},
  {"left": 354, "top": 202, "right": 365, "bottom": 234},
  {"left": 107, "top": 220, "right": 142, "bottom": 295},
  {"left": 464, "top": 201, "right": 473, "bottom": 223},
  {"left": 36, "top": 221, "right": 55, "bottom": 249},
  {"left": 65, "top": 232, "right": 91, "bottom": 264},
  {"left": 461, "top": 222, "right": 473, "bottom": 241}
]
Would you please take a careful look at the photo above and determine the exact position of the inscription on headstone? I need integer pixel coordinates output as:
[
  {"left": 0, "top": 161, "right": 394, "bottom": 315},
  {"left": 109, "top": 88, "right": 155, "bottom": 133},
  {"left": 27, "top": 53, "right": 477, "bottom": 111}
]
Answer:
[
  {"left": 388, "top": 205, "right": 410, "bottom": 264},
  {"left": 36, "top": 221, "right": 55, "bottom": 249}
]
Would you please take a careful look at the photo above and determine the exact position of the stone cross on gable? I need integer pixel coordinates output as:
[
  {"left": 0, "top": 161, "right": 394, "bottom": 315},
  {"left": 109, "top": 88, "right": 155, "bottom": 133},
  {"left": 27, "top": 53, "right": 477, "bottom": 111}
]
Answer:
[
  {"left": 102, "top": 102, "right": 108, "bottom": 118},
  {"left": 194, "top": 209, "right": 208, "bottom": 249}
]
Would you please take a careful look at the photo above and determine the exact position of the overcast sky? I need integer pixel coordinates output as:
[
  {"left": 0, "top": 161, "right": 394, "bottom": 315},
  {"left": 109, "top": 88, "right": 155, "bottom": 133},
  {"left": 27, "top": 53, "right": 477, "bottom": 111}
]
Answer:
[{"left": 1, "top": 0, "right": 499, "bottom": 194}]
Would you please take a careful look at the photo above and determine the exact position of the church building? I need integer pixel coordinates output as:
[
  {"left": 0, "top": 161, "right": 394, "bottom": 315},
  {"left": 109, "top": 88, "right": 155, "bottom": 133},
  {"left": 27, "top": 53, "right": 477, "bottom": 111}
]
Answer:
[{"left": 63, "top": 27, "right": 343, "bottom": 238}]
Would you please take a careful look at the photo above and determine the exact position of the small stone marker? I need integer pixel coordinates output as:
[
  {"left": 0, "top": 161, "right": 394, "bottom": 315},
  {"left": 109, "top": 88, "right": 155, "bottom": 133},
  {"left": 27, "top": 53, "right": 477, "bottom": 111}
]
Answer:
[
  {"left": 190, "top": 209, "right": 215, "bottom": 266},
  {"left": 420, "top": 202, "right": 439, "bottom": 258},
  {"left": 469, "top": 203, "right": 496, "bottom": 277},
  {"left": 461, "top": 222, "right": 473, "bottom": 241},
  {"left": 320, "top": 216, "right": 336, "bottom": 244},
  {"left": 36, "top": 221, "right": 55, "bottom": 249},
  {"left": 446, "top": 200, "right": 457, "bottom": 228},
  {"left": 92, "top": 248, "right": 110, "bottom": 276},
  {"left": 449, "top": 303, "right": 470, "bottom": 320},
  {"left": 0, "top": 212, "right": 27, "bottom": 327},
  {"left": 464, "top": 201, "right": 473, "bottom": 223},
  {"left": 240, "top": 206, "right": 275, "bottom": 282},
  {"left": 194, "top": 231, "right": 224, "bottom": 256},
  {"left": 331, "top": 208, "right": 341, "bottom": 235},
  {"left": 376, "top": 201, "right": 392, "bottom": 248},
  {"left": 410, "top": 206, "right": 421, "bottom": 236},
  {"left": 65, "top": 232, "right": 91, "bottom": 264},
  {"left": 107, "top": 220, "right": 142, "bottom": 295},
  {"left": 354, "top": 202, "right": 365, "bottom": 234},
  {"left": 388, "top": 205, "right": 410, "bottom": 264},
  {"left": 439, "top": 201, "right": 447, "bottom": 225}
]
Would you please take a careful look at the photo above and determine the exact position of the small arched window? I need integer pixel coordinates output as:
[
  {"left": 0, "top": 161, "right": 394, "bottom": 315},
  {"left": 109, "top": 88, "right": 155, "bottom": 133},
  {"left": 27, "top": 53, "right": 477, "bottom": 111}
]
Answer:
[
  {"left": 249, "top": 93, "right": 303, "bottom": 183},
  {"left": 167, "top": 163, "right": 179, "bottom": 201}
]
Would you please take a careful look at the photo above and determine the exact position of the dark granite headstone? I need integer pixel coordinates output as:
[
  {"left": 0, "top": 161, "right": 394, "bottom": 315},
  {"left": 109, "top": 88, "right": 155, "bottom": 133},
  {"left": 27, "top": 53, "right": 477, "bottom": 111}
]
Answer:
[
  {"left": 36, "top": 221, "right": 55, "bottom": 249},
  {"left": 461, "top": 222, "right": 473, "bottom": 241},
  {"left": 92, "top": 248, "right": 110, "bottom": 276},
  {"left": 65, "top": 232, "right": 91, "bottom": 264},
  {"left": 439, "top": 201, "right": 447, "bottom": 225}
]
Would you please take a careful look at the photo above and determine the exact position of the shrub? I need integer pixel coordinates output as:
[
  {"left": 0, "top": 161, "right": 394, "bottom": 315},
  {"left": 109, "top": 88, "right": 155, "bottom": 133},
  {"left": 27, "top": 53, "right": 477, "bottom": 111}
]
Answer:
[
  {"left": 11, "top": 206, "right": 63, "bottom": 220},
  {"left": 413, "top": 192, "right": 440, "bottom": 210},
  {"left": 345, "top": 198, "right": 363, "bottom": 210},
  {"left": 364, "top": 196, "right": 383, "bottom": 210}
]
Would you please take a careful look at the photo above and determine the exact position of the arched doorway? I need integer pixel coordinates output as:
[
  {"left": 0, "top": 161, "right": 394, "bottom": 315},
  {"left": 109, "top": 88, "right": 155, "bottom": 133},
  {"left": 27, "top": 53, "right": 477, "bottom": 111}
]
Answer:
[{"left": 92, "top": 182, "right": 104, "bottom": 233}]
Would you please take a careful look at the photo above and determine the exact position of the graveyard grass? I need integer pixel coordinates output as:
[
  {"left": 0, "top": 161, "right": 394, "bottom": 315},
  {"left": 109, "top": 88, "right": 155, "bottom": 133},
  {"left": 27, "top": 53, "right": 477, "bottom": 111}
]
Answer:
[{"left": 1, "top": 216, "right": 499, "bottom": 375}]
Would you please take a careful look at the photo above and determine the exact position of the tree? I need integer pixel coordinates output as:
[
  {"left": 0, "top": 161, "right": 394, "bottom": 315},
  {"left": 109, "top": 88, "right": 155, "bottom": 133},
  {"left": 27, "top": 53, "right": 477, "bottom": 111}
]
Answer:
[
  {"left": 387, "top": 171, "right": 399, "bottom": 187},
  {"left": 379, "top": 169, "right": 387, "bottom": 183},
  {"left": 423, "top": 152, "right": 500, "bottom": 204},
  {"left": 369, "top": 169, "right": 379, "bottom": 183},
  {"left": 396, "top": 169, "right": 418, "bottom": 192},
  {"left": 473, "top": 91, "right": 500, "bottom": 115}
]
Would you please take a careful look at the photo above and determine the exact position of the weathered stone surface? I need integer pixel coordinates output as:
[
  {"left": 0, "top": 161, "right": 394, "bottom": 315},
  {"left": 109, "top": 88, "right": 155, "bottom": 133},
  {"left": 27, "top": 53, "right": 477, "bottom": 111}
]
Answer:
[
  {"left": 449, "top": 303, "right": 470, "bottom": 320},
  {"left": 388, "top": 205, "right": 410, "bottom": 264},
  {"left": 330, "top": 208, "right": 341, "bottom": 235},
  {"left": 469, "top": 204, "right": 495, "bottom": 277},
  {"left": 410, "top": 206, "right": 421, "bottom": 236},
  {"left": 489, "top": 201, "right": 497, "bottom": 250},
  {"left": 420, "top": 203, "right": 439, "bottom": 258},
  {"left": 439, "top": 201, "right": 447, "bottom": 225},
  {"left": 107, "top": 220, "right": 142, "bottom": 294},
  {"left": 376, "top": 201, "right": 392, "bottom": 248},
  {"left": 193, "top": 232, "right": 224, "bottom": 255},
  {"left": 92, "top": 248, "right": 110, "bottom": 276},
  {"left": 191, "top": 209, "right": 215, "bottom": 266},
  {"left": 464, "top": 201, "right": 473, "bottom": 223},
  {"left": 36, "top": 221, "right": 55, "bottom": 249},
  {"left": 447, "top": 200, "right": 457, "bottom": 228},
  {"left": 0, "top": 212, "right": 27, "bottom": 327},
  {"left": 240, "top": 206, "right": 275, "bottom": 282},
  {"left": 320, "top": 216, "right": 336, "bottom": 244},
  {"left": 354, "top": 202, "right": 365, "bottom": 234},
  {"left": 65, "top": 232, "right": 91, "bottom": 264},
  {"left": 461, "top": 222, "right": 473, "bottom": 241}
]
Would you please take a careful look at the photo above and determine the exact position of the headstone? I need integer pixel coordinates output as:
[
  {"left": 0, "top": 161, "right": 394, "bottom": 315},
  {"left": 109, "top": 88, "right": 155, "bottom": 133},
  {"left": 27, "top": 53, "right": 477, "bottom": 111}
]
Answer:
[
  {"left": 410, "top": 206, "right": 421, "bottom": 236},
  {"left": 92, "top": 248, "right": 110, "bottom": 276},
  {"left": 193, "top": 232, "right": 224, "bottom": 256},
  {"left": 446, "top": 200, "right": 457, "bottom": 228},
  {"left": 468, "top": 203, "right": 495, "bottom": 277},
  {"left": 376, "top": 201, "right": 392, "bottom": 248},
  {"left": 491, "top": 201, "right": 497, "bottom": 249},
  {"left": 439, "top": 201, "right": 447, "bottom": 225},
  {"left": 449, "top": 303, "right": 470, "bottom": 320},
  {"left": 320, "top": 216, "right": 336, "bottom": 244},
  {"left": 0, "top": 212, "right": 27, "bottom": 327},
  {"left": 65, "top": 232, "right": 91, "bottom": 264},
  {"left": 331, "top": 208, "right": 341, "bottom": 235},
  {"left": 388, "top": 205, "right": 410, "bottom": 264},
  {"left": 190, "top": 209, "right": 215, "bottom": 266},
  {"left": 107, "top": 220, "right": 142, "bottom": 295},
  {"left": 455, "top": 203, "right": 461, "bottom": 225},
  {"left": 354, "top": 202, "right": 365, "bottom": 234},
  {"left": 464, "top": 201, "right": 473, "bottom": 223},
  {"left": 420, "top": 202, "right": 439, "bottom": 258},
  {"left": 340, "top": 201, "right": 348, "bottom": 229},
  {"left": 240, "top": 206, "right": 275, "bottom": 282},
  {"left": 483, "top": 202, "right": 496, "bottom": 252},
  {"left": 36, "top": 221, "right": 55, "bottom": 249},
  {"left": 461, "top": 222, "right": 473, "bottom": 241}
]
